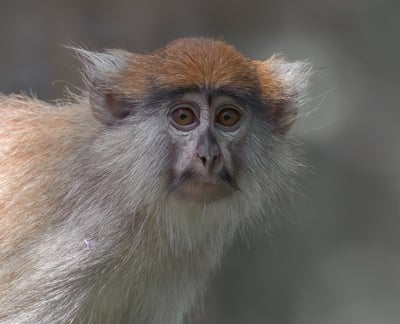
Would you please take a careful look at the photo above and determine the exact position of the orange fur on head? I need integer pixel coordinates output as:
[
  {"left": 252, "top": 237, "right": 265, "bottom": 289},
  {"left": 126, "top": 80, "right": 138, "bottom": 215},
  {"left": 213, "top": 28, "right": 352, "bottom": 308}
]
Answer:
[
  {"left": 119, "top": 38, "right": 281, "bottom": 96},
  {"left": 113, "top": 38, "right": 291, "bottom": 132}
]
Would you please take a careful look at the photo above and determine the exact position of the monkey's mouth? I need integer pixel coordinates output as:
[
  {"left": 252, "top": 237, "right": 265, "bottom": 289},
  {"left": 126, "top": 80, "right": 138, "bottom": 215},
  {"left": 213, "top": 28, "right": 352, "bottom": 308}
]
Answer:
[
  {"left": 170, "top": 168, "right": 238, "bottom": 204},
  {"left": 177, "top": 182, "right": 231, "bottom": 203}
]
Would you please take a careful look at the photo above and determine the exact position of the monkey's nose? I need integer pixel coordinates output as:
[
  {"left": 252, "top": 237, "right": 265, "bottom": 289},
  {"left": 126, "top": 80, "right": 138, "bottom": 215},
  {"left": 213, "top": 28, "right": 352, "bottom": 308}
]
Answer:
[
  {"left": 196, "top": 152, "right": 221, "bottom": 170},
  {"left": 195, "top": 130, "right": 222, "bottom": 171}
]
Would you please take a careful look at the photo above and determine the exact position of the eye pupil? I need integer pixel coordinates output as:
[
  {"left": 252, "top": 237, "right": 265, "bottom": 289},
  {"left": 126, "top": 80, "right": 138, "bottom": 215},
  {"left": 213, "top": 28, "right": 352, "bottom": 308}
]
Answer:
[
  {"left": 171, "top": 107, "right": 196, "bottom": 127},
  {"left": 217, "top": 108, "right": 240, "bottom": 127}
]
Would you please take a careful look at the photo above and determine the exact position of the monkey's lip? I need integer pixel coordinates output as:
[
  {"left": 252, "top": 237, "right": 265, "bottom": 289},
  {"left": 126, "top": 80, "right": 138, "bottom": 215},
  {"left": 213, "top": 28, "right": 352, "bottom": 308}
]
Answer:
[
  {"left": 175, "top": 181, "right": 232, "bottom": 203},
  {"left": 171, "top": 168, "right": 237, "bottom": 203}
]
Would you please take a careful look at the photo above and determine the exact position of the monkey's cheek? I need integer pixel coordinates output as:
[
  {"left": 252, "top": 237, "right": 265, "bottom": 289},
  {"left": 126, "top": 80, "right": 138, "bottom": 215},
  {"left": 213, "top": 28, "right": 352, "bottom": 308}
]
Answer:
[{"left": 175, "top": 183, "right": 232, "bottom": 204}]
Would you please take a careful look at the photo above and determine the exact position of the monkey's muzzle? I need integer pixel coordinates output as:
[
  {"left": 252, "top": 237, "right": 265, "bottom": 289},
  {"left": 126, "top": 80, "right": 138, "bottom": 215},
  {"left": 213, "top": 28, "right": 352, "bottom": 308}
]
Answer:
[{"left": 170, "top": 167, "right": 238, "bottom": 204}]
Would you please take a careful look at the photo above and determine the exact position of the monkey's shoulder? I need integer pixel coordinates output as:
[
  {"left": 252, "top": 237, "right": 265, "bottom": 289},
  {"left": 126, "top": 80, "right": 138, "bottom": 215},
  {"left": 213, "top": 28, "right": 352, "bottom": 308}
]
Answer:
[
  {"left": 0, "top": 95, "right": 96, "bottom": 163},
  {"left": 0, "top": 94, "right": 81, "bottom": 121},
  {"left": 0, "top": 94, "right": 94, "bottom": 132},
  {"left": 0, "top": 94, "right": 52, "bottom": 115}
]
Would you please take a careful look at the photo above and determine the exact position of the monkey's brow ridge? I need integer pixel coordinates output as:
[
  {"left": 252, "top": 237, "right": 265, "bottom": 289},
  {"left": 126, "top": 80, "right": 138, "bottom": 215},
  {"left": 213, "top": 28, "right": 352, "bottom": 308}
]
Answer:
[{"left": 145, "top": 85, "right": 260, "bottom": 106}]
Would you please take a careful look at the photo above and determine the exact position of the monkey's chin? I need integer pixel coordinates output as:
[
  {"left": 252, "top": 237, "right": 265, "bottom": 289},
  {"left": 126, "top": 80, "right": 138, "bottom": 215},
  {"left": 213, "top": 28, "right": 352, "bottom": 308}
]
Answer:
[{"left": 175, "top": 183, "right": 232, "bottom": 204}]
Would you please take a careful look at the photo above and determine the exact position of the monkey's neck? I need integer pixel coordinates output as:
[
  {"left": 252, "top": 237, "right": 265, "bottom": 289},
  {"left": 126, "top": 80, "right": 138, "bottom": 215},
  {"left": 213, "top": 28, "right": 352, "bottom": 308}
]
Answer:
[{"left": 74, "top": 198, "right": 240, "bottom": 324}]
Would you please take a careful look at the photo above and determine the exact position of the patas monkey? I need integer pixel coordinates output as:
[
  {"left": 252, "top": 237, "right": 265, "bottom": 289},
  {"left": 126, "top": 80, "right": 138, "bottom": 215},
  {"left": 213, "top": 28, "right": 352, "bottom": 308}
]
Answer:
[{"left": 0, "top": 37, "right": 311, "bottom": 323}]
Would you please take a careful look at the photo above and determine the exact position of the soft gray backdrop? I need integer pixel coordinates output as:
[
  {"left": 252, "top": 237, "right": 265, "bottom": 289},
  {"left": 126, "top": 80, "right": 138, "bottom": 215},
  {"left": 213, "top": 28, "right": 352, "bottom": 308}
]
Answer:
[{"left": 1, "top": 1, "right": 400, "bottom": 323}]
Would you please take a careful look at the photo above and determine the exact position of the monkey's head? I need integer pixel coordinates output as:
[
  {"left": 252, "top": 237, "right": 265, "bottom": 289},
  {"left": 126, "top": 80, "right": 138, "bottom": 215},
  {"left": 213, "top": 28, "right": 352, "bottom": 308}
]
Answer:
[{"left": 76, "top": 38, "right": 310, "bottom": 210}]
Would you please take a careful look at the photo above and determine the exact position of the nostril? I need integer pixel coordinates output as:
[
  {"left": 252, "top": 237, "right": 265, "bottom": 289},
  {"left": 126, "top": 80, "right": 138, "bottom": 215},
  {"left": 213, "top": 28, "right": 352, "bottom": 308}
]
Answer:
[
  {"left": 212, "top": 153, "right": 220, "bottom": 166},
  {"left": 197, "top": 153, "right": 207, "bottom": 166},
  {"left": 196, "top": 152, "right": 221, "bottom": 169}
]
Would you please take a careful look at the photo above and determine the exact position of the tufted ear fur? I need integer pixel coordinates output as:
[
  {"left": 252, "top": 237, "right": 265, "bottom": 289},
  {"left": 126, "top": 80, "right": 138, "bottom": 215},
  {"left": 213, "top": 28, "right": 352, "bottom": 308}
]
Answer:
[
  {"left": 256, "top": 56, "right": 312, "bottom": 134},
  {"left": 72, "top": 48, "right": 134, "bottom": 125}
]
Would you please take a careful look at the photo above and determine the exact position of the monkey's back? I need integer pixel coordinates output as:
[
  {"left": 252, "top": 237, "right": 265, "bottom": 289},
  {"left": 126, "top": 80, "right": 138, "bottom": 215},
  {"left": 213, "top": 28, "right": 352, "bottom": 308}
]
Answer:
[
  {"left": 0, "top": 96, "right": 105, "bottom": 323},
  {"left": 0, "top": 95, "right": 96, "bottom": 256}
]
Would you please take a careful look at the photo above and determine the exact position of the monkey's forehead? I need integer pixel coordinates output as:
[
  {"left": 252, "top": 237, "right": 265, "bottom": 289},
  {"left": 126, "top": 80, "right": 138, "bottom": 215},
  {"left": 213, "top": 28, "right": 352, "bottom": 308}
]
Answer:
[{"left": 117, "top": 38, "right": 284, "bottom": 102}]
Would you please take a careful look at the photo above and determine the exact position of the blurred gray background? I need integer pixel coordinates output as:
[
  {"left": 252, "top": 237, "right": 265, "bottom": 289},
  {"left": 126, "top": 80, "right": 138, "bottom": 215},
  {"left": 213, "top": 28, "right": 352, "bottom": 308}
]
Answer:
[{"left": 1, "top": 0, "right": 400, "bottom": 323}]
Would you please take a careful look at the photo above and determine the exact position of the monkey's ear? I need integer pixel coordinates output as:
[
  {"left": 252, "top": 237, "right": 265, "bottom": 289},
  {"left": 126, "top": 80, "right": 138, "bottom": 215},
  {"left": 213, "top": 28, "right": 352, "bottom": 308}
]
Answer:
[
  {"left": 256, "top": 56, "right": 312, "bottom": 134},
  {"left": 72, "top": 47, "right": 134, "bottom": 125}
]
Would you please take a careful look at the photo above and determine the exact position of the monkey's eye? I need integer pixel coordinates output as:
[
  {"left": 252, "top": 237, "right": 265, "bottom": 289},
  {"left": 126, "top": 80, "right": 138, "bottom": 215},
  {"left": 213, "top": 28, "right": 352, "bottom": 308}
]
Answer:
[
  {"left": 216, "top": 108, "right": 241, "bottom": 127},
  {"left": 171, "top": 107, "right": 197, "bottom": 127}
]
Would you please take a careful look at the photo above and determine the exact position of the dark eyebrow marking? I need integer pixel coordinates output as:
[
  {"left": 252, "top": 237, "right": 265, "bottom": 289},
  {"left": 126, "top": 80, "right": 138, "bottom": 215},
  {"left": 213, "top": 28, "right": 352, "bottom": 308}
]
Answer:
[
  {"left": 204, "top": 86, "right": 261, "bottom": 107},
  {"left": 144, "top": 86, "right": 197, "bottom": 105},
  {"left": 145, "top": 85, "right": 262, "bottom": 108}
]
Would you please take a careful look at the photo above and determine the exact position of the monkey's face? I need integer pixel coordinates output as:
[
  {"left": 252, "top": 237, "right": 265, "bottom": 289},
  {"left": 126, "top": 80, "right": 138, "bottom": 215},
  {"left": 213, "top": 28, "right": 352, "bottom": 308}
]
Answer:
[
  {"left": 81, "top": 37, "right": 309, "bottom": 211},
  {"left": 166, "top": 92, "right": 247, "bottom": 204}
]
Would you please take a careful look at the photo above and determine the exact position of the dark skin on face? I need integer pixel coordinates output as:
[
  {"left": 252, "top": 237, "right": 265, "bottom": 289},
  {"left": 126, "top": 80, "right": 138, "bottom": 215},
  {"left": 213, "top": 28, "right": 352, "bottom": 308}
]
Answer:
[{"left": 167, "top": 92, "right": 246, "bottom": 204}]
